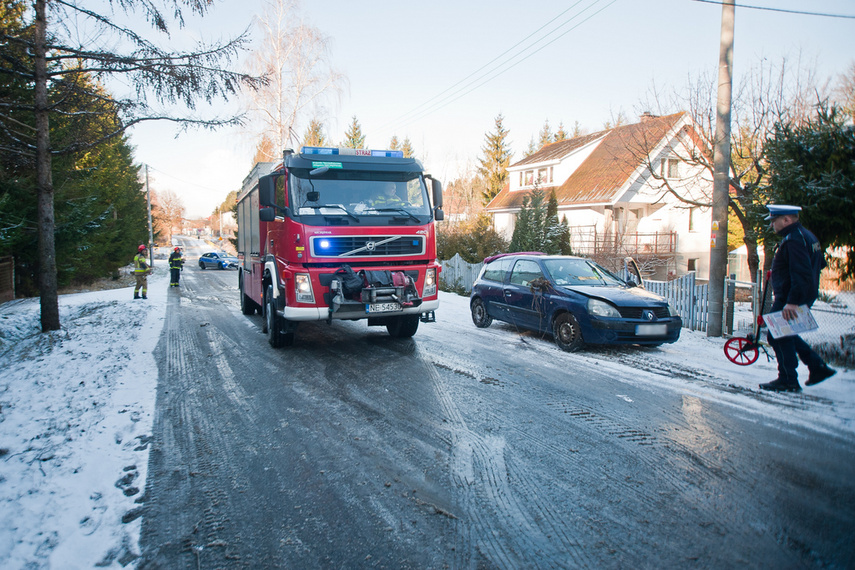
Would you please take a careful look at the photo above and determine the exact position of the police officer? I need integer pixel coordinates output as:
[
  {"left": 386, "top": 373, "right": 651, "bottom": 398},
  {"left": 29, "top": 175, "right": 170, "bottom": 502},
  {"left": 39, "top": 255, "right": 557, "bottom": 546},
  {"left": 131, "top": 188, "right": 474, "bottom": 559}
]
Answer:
[
  {"left": 168, "top": 246, "right": 184, "bottom": 287},
  {"left": 134, "top": 245, "right": 151, "bottom": 299},
  {"left": 760, "top": 205, "right": 836, "bottom": 392}
]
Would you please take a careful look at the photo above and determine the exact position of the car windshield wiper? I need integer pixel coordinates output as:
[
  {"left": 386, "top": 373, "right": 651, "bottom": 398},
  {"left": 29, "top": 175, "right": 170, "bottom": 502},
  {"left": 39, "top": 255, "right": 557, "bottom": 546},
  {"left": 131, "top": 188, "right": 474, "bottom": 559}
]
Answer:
[{"left": 375, "top": 207, "right": 419, "bottom": 222}]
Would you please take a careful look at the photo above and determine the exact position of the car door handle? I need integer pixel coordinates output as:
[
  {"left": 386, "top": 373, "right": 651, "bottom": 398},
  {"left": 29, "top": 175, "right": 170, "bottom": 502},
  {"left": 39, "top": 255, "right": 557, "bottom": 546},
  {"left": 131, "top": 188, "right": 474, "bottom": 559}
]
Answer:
[{"left": 504, "top": 290, "right": 513, "bottom": 297}]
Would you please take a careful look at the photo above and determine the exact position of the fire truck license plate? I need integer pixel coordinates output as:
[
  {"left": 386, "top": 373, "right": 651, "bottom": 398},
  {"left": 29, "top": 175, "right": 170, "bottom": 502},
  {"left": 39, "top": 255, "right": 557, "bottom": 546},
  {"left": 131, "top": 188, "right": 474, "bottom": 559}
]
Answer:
[
  {"left": 367, "top": 302, "right": 402, "bottom": 313},
  {"left": 636, "top": 324, "right": 667, "bottom": 336}
]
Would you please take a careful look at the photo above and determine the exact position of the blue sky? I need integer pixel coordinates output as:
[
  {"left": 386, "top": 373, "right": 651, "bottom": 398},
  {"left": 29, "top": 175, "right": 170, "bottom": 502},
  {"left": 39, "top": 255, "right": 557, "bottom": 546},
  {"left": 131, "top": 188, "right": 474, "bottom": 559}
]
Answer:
[{"left": 124, "top": 0, "right": 855, "bottom": 217}]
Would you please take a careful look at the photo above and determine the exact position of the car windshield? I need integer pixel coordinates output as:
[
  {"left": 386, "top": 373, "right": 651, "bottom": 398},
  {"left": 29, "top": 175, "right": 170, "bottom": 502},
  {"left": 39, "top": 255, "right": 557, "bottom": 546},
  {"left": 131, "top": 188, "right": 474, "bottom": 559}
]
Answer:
[
  {"left": 289, "top": 169, "right": 431, "bottom": 222},
  {"left": 543, "top": 259, "right": 627, "bottom": 287}
]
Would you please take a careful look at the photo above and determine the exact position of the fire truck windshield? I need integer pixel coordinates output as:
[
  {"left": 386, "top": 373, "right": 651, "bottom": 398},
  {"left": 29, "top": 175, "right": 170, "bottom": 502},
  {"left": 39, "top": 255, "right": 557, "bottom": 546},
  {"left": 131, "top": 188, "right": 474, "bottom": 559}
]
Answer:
[{"left": 289, "top": 169, "right": 432, "bottom": 225}]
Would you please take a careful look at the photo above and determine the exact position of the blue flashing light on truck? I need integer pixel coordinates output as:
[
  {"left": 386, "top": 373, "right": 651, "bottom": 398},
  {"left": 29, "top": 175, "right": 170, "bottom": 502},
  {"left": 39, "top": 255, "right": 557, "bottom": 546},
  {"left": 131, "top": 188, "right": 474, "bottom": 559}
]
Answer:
[{"left": 236, "top": 147, "right": 444, "bottom": 347}]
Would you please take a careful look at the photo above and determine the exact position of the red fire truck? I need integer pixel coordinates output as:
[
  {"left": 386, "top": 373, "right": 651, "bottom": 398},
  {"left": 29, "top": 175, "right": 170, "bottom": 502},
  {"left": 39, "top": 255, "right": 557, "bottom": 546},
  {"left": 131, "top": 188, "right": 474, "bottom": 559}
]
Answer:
[{"left": 237, "top": 147, "right": 444, "bottom": 347}]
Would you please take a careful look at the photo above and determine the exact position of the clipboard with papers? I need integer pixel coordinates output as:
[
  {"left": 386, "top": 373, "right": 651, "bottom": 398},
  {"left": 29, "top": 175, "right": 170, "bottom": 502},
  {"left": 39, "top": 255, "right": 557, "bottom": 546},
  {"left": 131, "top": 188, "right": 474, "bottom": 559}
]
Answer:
[{"left": 762, "top": 305, "right": 819, "bottom": 339}]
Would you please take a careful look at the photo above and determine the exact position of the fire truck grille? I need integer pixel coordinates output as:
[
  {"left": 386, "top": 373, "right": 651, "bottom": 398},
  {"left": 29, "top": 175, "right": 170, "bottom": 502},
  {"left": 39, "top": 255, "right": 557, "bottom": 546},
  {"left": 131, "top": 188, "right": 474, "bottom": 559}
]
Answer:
[{"left": 310, "top": 235, "right": 425, "bottom": 258}]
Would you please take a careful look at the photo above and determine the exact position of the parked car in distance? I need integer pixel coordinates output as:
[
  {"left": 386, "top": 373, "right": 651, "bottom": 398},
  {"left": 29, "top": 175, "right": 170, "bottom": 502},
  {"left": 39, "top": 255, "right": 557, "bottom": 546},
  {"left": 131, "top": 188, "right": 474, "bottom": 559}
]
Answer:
[
  {"left": 198, "top": 252, "right": 238, "bottom": 270},
  {"left": 469, "top": 253, "right": 682, "bottom": 352}
]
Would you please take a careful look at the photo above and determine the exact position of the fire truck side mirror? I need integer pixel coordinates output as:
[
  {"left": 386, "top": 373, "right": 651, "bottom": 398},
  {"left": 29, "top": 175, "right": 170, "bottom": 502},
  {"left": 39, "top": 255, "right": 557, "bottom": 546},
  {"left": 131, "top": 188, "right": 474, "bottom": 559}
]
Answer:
[
  {"left": 259, "top": 207, "right": 276, "bottom": 222},
  {"left": 431, "top": 178, "right": 443, "bottom": 208},
  {"left": 259, "top": 176, "right": 276, "bottom": 207}
]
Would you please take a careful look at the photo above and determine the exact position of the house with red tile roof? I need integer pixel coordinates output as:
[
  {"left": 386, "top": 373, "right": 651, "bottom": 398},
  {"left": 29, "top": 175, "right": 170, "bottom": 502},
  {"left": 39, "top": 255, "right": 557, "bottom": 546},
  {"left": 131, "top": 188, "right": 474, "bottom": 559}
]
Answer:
[{"left": 486, "top": 112, "right": 713, "bottom": 280}]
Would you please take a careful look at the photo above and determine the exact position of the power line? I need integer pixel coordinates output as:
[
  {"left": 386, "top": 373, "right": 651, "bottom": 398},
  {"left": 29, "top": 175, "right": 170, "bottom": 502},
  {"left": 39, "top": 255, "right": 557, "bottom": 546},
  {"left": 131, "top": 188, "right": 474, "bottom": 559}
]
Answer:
[
  {"left": 375, "top": 0, "right": 590, "bottom": 132},
  {"left": 376, "top": 0, "right": 617, "bottom": 137},
  {"left": 691, "top": 0, "right": 855, "bottom": 19}
]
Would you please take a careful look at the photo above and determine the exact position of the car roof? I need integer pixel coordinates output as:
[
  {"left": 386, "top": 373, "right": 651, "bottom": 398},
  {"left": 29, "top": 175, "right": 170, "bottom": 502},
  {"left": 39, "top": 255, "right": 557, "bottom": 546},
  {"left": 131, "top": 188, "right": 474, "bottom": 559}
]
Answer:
[{"left": 483, "top": 253, "right": 588, "bottom": 264}]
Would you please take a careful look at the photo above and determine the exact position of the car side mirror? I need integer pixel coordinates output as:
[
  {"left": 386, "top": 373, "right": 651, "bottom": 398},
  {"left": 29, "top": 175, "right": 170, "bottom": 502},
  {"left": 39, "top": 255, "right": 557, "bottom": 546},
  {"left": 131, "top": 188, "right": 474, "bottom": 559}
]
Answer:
[{"left": 624, "top": 257, "right": 644, "bottom": 289}]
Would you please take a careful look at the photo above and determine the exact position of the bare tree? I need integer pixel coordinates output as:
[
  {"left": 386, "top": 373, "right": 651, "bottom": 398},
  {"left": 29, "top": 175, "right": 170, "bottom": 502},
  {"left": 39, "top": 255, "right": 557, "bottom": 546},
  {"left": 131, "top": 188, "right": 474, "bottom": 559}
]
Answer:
[
  {"left": 152, "top": 189, "right": 185, "bottom": 247},
  {"left": 631, "top": 55, "right": 828, "bottom": 281},
  {"left": 832, "top": 61, "right": 855, "bottom": 122},
  {"left": 0, "top": 0, "right": 260, "bottom": 331},
  {"left": 245, "top": 0, "right": 346, "bottom": 160}
]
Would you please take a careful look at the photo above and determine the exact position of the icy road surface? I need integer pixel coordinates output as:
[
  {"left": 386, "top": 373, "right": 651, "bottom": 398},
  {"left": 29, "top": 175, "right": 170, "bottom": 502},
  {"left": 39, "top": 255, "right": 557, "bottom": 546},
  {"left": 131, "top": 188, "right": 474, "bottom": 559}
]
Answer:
[{"left": 1, "top": 234, "right": 853, "bottom": 568}]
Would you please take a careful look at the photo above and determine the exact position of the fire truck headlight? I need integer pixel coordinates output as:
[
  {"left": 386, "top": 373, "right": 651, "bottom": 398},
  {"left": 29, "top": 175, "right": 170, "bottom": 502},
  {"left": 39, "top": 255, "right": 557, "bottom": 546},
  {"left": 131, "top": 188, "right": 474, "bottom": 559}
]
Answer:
[
  {"left": 423, "top": 268, "right": 436, "bottom": 298},
  {"left": 295, "top": 273, "right": 314, "bottom": 303}
]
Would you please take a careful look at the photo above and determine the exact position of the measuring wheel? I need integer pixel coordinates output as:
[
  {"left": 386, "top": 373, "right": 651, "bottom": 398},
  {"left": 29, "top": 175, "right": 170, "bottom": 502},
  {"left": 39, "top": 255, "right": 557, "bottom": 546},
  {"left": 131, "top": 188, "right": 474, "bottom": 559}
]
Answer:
[{"left": 723, "top": 337, "right": 760, "bottom": 366}]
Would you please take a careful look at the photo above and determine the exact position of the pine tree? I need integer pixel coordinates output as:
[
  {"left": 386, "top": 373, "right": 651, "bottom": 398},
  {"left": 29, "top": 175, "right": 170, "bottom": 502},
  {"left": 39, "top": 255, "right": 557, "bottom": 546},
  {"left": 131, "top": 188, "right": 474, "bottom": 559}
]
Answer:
[
  {"left": 538, "top": 120, "right": 553, "bottom": 148},
  {"left": 302, "top": 119, "right": 328, "bottom": 147},
  {"left": 478, "top": 113, "right": 512, "bottom": 205},
  {"left": 389, "top": 135, "right": 400, "bottom": 150},
  {"left": 524, "top": 136, "right": 537, "bottom": 157},
  {"left": 401, "top": 137, "right": 415, "bottom": 158},
  {"left": 509, "top": 186, "right": 572, "bottom": 254},
  {"left": 555, "top": 122, "right": 568, "bottom": 142},
  {"left": 341, "top": 116, "right": 366, "bottom": 148},
  {"left": 545, "top": 189, "right": 572, "bottom": 254},
  {"left": 765, "top": 103, "right": 855, "bottom": 279}
]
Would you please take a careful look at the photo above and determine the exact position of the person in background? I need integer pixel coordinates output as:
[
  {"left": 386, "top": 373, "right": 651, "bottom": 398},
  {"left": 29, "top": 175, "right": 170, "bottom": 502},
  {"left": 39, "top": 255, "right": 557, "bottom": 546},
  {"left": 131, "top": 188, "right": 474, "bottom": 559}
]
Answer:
[
  {"left": 759, "top": 204, "right": 836, "bottom": 393},
  {"left": 134, "top": 244, "right": 151, "bottom": 299},
  {"left": 168, "top": 247, "right": 184, "bottom": 287}
]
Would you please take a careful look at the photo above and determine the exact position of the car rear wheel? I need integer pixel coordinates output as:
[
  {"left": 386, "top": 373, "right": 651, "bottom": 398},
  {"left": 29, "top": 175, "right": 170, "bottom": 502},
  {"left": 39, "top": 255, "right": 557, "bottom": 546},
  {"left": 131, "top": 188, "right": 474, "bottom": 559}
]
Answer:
[
  {"left": 553, "top": 312, "right": 583, "bottom": 352},
  {"left": 387, "top": 315, "right": 419, "bottom": 338},
  {"left": 471, "top": 298, "right": 492, "bottom": 328},
  {"left": 199, "top": 261, "right": 206, "bottom": 270}
]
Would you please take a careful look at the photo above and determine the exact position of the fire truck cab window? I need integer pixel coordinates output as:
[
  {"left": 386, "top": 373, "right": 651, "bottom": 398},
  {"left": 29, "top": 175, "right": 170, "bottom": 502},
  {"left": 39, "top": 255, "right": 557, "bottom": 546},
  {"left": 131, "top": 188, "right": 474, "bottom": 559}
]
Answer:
[
  {"left": 274, "top": 175, "right": 287, "bottom": 209},
  {"left": 289, "top": 169, "right": 431, "bottom": 224}
]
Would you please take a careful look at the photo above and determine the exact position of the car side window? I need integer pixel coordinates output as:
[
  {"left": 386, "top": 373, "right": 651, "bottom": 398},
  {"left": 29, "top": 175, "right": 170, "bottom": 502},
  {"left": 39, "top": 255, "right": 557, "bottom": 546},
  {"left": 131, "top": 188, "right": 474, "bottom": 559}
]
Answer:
[
  {"left": 482, "top": 257, "right": 512, "bottom": 282},
  {"left": 509, "top": 260, "right": 544, "bottom": 287}
]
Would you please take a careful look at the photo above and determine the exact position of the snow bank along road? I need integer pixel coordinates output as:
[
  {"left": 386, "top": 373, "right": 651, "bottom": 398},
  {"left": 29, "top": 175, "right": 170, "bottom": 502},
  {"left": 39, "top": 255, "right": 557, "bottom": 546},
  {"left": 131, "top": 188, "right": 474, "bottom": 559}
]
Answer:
[{"left": 2, "top": 234, "right": 854, "bottom": 568}]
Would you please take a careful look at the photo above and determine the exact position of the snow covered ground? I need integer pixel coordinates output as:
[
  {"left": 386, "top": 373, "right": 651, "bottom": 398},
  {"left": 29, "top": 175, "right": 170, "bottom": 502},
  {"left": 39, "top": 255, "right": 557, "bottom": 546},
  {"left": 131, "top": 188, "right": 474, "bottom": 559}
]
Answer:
[{"left": 1, "top": 275, "right": 853, "bottom": 568}]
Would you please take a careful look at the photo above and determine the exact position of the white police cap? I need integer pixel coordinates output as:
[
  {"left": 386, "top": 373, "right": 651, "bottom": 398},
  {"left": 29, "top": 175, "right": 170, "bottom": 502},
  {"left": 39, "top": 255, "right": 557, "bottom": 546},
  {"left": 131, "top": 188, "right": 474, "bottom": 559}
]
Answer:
[{"left": 764, "top": 204, "right": 802, "bottom": 220}]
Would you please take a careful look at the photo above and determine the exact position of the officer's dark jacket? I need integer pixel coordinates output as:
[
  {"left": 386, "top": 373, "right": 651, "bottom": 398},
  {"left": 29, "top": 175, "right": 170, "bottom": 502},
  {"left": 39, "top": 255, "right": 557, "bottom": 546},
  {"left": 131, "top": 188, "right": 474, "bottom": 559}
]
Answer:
[{"left": 770, "top": 221, "right": 826, "bottom": 308}]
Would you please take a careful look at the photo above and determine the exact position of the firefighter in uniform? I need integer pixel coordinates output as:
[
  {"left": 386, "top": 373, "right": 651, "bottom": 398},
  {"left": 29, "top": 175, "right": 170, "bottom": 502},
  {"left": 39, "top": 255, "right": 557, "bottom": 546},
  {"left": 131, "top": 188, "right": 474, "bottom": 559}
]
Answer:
[
  {"left": 134, "top": 244, "right": 151, "bottom": 299},
  {"left": 168, "top": 247, "right": 184, "bottom": 287},
  {"left": 372, "top": 182, "right": 404, "bottom": 208},
  {"left": 759, "top": 204, "right": 836, "bottom": 392}
]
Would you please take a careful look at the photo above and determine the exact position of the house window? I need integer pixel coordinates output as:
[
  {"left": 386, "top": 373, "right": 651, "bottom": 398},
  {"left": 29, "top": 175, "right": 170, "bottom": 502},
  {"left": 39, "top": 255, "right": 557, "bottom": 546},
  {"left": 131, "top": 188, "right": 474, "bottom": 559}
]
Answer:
[
  {"left": 661, "top": 158, "right": 679, "bottom": 179},
  {"left": 688, "top": 206, "right": 705, "bottom": 231},
  {"left": 519, "top": 172, "right": 523, "bottom": 186},
  {"left": 687, "top": 258, "right": 698, "bottom": 272},
  {"left": 524, "top": 170, "right": 534, "bottom": 185},
  {"left": 537, "top": 168, "right": 549, "bottom": 184}
]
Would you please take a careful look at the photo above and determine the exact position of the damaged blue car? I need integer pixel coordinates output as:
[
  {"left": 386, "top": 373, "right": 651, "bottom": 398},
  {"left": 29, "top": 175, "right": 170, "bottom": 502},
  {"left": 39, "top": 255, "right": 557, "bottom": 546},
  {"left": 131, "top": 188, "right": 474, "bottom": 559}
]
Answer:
[{"left": 469, "top": 253, "right": 682, "bottom": 352}]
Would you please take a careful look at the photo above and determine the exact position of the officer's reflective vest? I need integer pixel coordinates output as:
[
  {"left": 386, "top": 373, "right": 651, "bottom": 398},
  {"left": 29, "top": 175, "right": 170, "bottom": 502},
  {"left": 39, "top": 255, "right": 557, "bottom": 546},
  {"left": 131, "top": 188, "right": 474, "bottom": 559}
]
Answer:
[
  {"left": 134, "top": 254, "right": 149, "bottom": 274},
  {"left": 372, "top": 194, "right": 404, "bottom": 208}
]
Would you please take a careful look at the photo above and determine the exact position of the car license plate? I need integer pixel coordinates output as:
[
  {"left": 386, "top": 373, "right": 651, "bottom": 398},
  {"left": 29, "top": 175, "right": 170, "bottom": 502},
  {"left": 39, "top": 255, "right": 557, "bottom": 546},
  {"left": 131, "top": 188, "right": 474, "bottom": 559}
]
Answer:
[
  {"left": 636, "top": 324, "right": 667, "bottom": 336},
  {"left": 367, "top": 302, "right": 402, "bottom": 313}
]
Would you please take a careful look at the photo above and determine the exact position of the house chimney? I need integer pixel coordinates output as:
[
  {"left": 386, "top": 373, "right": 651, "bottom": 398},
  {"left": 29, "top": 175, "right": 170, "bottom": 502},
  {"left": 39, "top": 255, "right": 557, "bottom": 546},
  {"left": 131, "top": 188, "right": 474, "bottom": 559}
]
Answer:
[{"left": 640, "top": 111, "right": 658, "bottom": 122}]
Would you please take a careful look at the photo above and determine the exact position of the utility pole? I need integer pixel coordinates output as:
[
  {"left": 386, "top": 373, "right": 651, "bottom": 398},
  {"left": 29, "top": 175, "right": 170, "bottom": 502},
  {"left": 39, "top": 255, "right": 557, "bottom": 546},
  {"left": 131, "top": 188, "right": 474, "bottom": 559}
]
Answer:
[
  {"left": 707, "top": 0, "right": 734, "bottom": 337},
  {"left": 146, "top": 164, "right": 154, "bottom": 268}
]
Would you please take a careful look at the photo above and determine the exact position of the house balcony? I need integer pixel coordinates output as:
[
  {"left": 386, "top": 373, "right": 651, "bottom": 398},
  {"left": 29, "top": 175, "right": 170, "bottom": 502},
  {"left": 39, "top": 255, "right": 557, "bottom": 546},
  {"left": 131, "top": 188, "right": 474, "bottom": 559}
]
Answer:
[{"left": 569, "top": 226, "right": 677, "bottom": 257}]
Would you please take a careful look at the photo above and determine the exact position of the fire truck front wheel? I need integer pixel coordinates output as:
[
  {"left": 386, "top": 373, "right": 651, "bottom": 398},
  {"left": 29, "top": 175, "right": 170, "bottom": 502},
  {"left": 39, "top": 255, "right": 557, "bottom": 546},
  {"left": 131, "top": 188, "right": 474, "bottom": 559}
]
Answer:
[
  {"left": 386, "top": 315, "right": 420, "bottom": 338},
  {"left": 265, "top": 286, "right": 294, "bottom": 348}
]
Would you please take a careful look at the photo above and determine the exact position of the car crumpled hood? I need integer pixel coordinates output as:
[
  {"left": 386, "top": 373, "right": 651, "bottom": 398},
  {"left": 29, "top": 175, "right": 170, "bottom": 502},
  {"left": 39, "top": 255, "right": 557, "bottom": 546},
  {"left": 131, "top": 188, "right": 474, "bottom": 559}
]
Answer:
[{"left": 561, "top": 284, "right": 667, "bottom": 306}]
